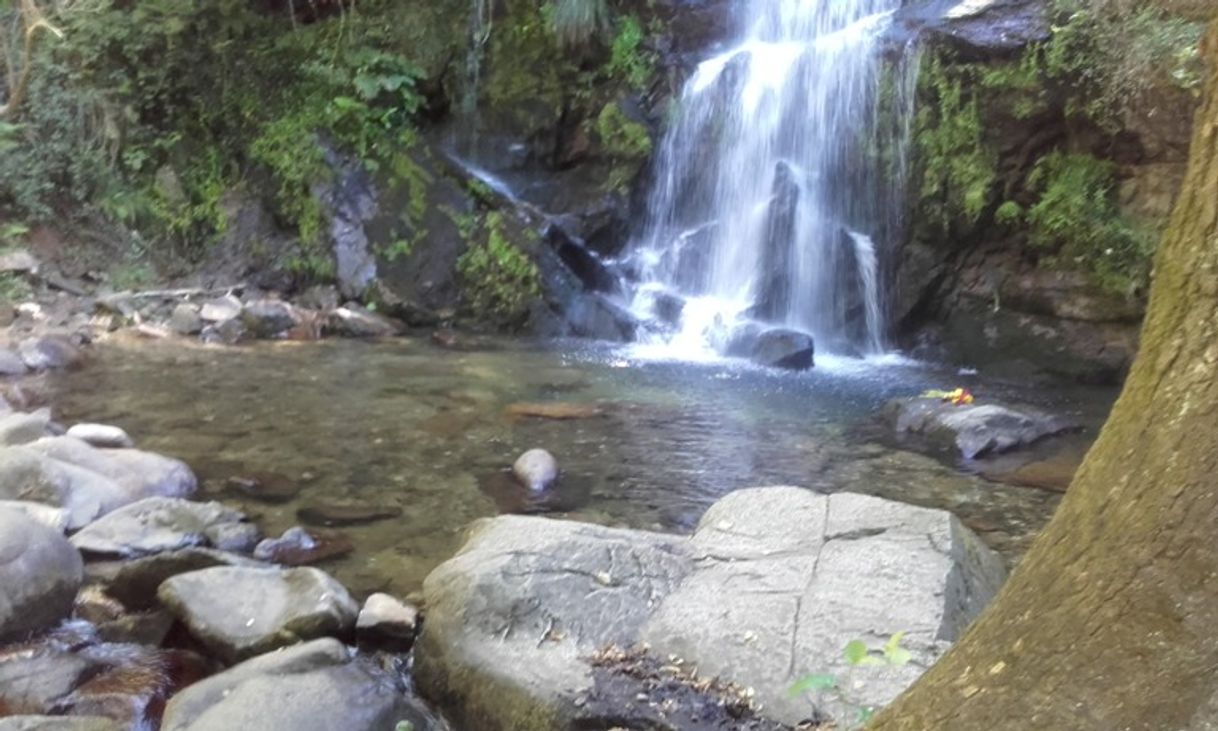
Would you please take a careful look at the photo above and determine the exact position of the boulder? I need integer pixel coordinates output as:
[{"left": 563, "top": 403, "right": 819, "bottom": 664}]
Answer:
[
  {"left": 886, "top": 397, "right": 1080, "bottom": 459},
  {"left": 512, "top": 448, "right": 559, "bottom": 491},
  {"left": 0, "top": 500, "right": 68, "bottom": 532},
  {"left": 89, "top": 547, "right": 264, "bottom": 611},
  {"left": 0, "top": 447, "right": 127, "bottom": 529},
  {"left": 198, "top": 295, "right": 242, "bottom": 323},
  {"left": 18, "top": 336, "right": 81, "bottom": 371},
  {"left": 240, "top": 300, "right": 300, "bottom": 338},
  {"left": 0, "top": 347, "right": 29, "bottom": 376},
  {"left": 70, "top": 497, "right": 250, "bottom": 557},
  {"left": 168, "top": 304, "right": 206, "bottom": 335},
  {"left": 728, "top": 326, "right": 816, "bottom": 370},
  {"left": 158, "top": 566, "right": 360, "bottom": 662},
  {"left": 64, "top": 424, "right": 134, "bottom": 449},
  {"left": 0, "top": 409, "right": 50, "bottom": 446},
  {"left": 0, "top": 718, "right": 121, "bottom": 731},
  {"left": 356, "top": 593, "right": 418, "bottom": 652},
  {"left": 160, "top": 638, "right": 439, "bottom": 731},
  {"left": 26, "top": 436, "right": 197, "bottom": 506},
  {"left": 328, "top": 305, "right": 403, "bottom": 338},
  {"left": 0, "top": 506, "right": 83, "bottom": 641},
  {"left": 199, "top": 317, "right": 247, "bottom": 345},
  {"left": 0, "top": 648, "right": 95, "bottom": 714},
  {"left": 415, "top": 488, "right": 1006, "bottom": 729}
]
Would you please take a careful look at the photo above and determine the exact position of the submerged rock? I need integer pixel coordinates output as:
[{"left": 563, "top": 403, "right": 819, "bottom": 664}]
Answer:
[
  {"left": 886, "top": 397, "right": 1080, "bottom": 459},
  {"left": 512, "top": 448, "right": 559, "bottom": 491},
  {"left": 0, "top": 506, "right": 83, "bottom": 641},
  {"left": 160, "top": 638, "right": 439, "bottom": 731},
  {"left": 158, "top": 566, "right": 359, "bottom": 662},
  {"left": 253, "top": 527, "right": 354, "bottom": 566},
  {"left": 18, "top": 336, "right": 81, "bottom": 372},
  {"left": 415, "top": 487, "right": 1006, "bottom": 729},
  {"left": 296, "top": 502, "right": 403, "bottom": 527}
]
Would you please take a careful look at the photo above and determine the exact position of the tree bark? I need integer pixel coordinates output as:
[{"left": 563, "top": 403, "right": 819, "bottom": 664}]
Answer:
[{"left": 871, "top": 20, "right": 1218, "bottom": 731}]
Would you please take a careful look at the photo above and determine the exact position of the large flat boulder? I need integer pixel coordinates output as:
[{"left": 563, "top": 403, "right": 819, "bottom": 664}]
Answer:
[
  {"left": 160, "top": 638, "right": 441, "bottom": 731},
  {"left": 158, "top": 566, "right": 359, "bottom": 662},
  {"left": 886, "top": 397, "right": 1080, "bottom": 459},
  {"left": 70, "top": 497, "right": 251, "bottom": 557},
  {"left": 26, "top": 437, "right": 197, "bottom": 502},
  {"left": 415, "top": 487, "right": 1006, "bottom": 729},
  {"left": 0, "top": 507, "right": 83, "bottom": 641}
]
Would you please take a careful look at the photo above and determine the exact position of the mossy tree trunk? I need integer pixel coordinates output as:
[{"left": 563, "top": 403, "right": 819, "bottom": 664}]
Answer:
[{"left": 872, "top": 20, "right": 1218, "bottom": 731}]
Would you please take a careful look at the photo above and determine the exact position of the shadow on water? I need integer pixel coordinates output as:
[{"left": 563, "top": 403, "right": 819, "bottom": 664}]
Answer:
[{"left": 49, "top": 336, "right": 1117, "bottom": 598}]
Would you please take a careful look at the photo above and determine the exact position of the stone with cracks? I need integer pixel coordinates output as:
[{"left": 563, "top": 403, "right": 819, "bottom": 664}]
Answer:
[
  {"left": 415, "top": 487, "right": 1006, "bottom": 729},
  {"left": 69, "top": 497, "right": 250, "bottom": 557}
]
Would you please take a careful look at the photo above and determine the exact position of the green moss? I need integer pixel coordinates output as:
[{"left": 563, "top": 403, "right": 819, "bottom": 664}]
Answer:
[
  {"left": 607, "top": 15, "right": 655, "bottom": 91},
  {"left": 456, "top": 211, "right": 542, "bottom": 327},
  {"left": 995, "top": 200, "right": 1025, "bottom": 225},
  {"left": 914, "top": 54, "right": 999, "bottom": 232},
  {"left": 1025, "top": 152, "right": 1155, "bottom": 293},
  {"left": 595, "top": 102, "right": 652, "bottom": 192}
]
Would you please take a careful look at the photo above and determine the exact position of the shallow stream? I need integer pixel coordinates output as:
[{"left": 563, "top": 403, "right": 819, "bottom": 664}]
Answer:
[{"left": 50, "top": 336, "right": 1114, "bottom": 598}]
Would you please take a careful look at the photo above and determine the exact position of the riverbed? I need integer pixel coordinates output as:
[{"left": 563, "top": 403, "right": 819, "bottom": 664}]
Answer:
[{"left": 49, "top": 335, "right": 1113, "bottom": 598}]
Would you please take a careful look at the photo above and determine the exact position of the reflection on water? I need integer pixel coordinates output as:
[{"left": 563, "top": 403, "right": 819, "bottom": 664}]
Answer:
[{"left": 50, "top": 336, "right": 1111, "bottom": 598}]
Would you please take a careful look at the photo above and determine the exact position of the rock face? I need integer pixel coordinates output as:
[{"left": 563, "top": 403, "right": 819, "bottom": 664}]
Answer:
[
  {"left": 158, "top": 566, "right": 359, "bottom": 662},
  {"left": 728, "top": 326, "right": 816, "bottom": 370},
  {"left": 886, "top": 397, "right": 1080, "bottom": 459},
  {"left": 160, "top": 638, "right": 439, "bottom": 731},
  {"left": 70, "top": 497, "right": 250, "bottom": 557},
  {"left": 0, "top": 507, "right": 84, "bottom": 641},
  {"left": 415, "top": 487, "right": 1007, "bottom": 729}
]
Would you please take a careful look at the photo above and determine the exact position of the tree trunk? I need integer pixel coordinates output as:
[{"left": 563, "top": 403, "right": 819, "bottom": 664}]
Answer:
[{"left": 871, "top": 20, "right": 1218, "bottom": 731}]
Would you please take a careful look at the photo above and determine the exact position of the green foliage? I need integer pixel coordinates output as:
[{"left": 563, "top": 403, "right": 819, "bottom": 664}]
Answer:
[
  {"left": 456, "top": 212, "right": 541, "bottom": 326},
  {"left": 1025, "top": 152, "right": 1155, "bottom": 293},
  {"left": 1043, "top": 1, "right": 1205, "bottom": 128},
  {"left": 995, "top": 200, "right": 1025, "bottom": 225},
  {"left": 914, "top": 55, "right": 998, "bottom": 231},
  {"left": 0, "top": 273, "right": 32, "bottom": 304},
  {"left": 548, "top": 0, "right": 610, "bottom": 48},
  {"left": 595, "top": 102, "right": 652, "bottom": 192},
  {"left": 607, "top": 16, "right": 654, "bottom": 91},
  {"left": 789, "top": 633, "right": 913, "bottom": 730}
]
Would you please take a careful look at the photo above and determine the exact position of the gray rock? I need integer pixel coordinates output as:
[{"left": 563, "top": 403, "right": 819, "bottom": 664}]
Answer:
[
  {"left": 168, "top": 304, "right": 205, "bottom": 335},
  {"left": 26, "top": 436, "right": 197, "bottom": 506},
  {"left": 512, "top": 448, "right": 558, "bottom": 491},
  {"left": 297, "top": 285, "right": 341, "bottom": 312},
  {"left": 728, "top": 326, "right": 816, "bottom": 370},
  {"left": 895, "top": 0, "right": 1050, "bottom": 55},
  {"left": 415, "top": 488, "right": 1007, "bottom": 728},
  {"left": 0, "top": 447, "right": 131, "bottom": 529},
  {"left": 0, "top": 717, "right": 121, "bottom": 731},
  {"left": 239, "top": 300, "right": 300, "bottom": 338},
  {"left": 329, "top": 304, "right": 402, "bottom": 338},
  {"left": 207, "top": 521, "right": 262, "bottom": 553},
  {"left": 0, "top": 347, "right": 29, "bottom": 376},
  {"left": 0, "top": 409, "right": 50, "bottom": 446},
  {"left": 0, "top": 249, "right": 40, "bottom": 274},
  {"left": 253, "top": 527, "right": 354, "bottom": 566},
  {"left": 160, "top": 638, "right": 438, "bottom": 731},
  {"left": 199, "top": 295, "right": 242, "bottom": 323},
  {"left": 64, "top": 424, "right": 134, "bottom": 449},
  {"left": 199, "top": 317, "right": 247, "bottom": 345},
  {"left": 158, "top": 566, "right": 360, "bottom": 662},
  {"left": 0, "top": 500, "right": 68, "bottom": 531},
  {"left": 18, "top": 336, "right": 80, "bottom": 371},
  {"left": 356, "top": 593, "right": 418, "bottom": 652},
  {"left": 0, "top": 649, "right": 94, "bottom": 713},
  {"left": 886, "top": 397, "right": 1080, "bottom": 459},
  {"left": 89, "top": 547, "right": 265, "bottom": 611},
  {"left": 0, "top": 506, "right": 83, "bottom": 641},
  {"left": 70, "top": 497, "right": 249, "bottom": 557}
]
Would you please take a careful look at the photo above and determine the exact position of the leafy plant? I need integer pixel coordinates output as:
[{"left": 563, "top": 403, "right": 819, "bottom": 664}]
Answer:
[
  {"left": 607, "top": 16, "right": 654, "bottom": 91},
  {"left": 456, "top": 212, "right": 541, "bottom": 327},
  {"left": 789, "top": 633, "right": 913, "bottom": 729}
]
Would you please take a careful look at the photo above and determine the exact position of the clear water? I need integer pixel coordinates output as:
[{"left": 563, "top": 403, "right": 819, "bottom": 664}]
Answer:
[
  {"left": 48, "top": 337, "right": 1110, "bottom": 599},
  {"left": 623, "top": 0, "right": 920, "bottom": 357}
]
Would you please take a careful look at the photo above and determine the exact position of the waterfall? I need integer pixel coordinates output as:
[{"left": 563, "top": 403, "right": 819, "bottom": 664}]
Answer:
[{"left": 623, "top": 0, "right": 919, "bottom": 359}]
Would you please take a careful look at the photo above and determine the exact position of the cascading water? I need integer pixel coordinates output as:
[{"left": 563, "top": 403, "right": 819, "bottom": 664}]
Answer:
[{"left": 624, "top": 0, "right": 920, "bottom": 359}]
